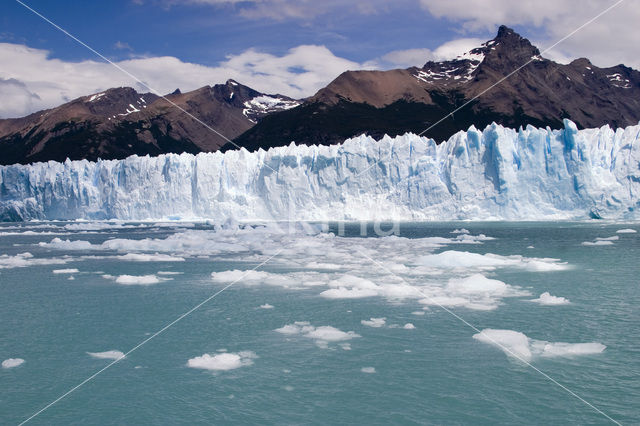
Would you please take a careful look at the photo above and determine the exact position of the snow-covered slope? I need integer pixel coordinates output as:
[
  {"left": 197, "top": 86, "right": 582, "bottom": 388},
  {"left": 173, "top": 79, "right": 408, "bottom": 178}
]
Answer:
[{"left": 1, "top": 119, "right": 639, "bottom": 221}]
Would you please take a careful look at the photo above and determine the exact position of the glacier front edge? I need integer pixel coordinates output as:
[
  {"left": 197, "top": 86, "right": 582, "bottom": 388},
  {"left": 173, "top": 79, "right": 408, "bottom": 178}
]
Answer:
[{"left": 1, "top": 119, "right": 639, "bottom": 222}]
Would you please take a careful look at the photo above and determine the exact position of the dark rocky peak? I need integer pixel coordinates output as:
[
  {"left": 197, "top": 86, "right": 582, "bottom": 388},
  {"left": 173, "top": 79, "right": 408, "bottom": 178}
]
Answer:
[
  {"left": 210, "top": 79, "right": 264, "bottom": 107},
  {"left": 417, "top": 26, "right": 543, "bottom": 86},
  {"left": 569, "top": 57, "right": 593, "bottom": 68},
  {"left": 83, "top": 87, "right": 159, "bottom": 117},
  {"left": 478, "top": 25, "right": 542, "bottom": 67}
]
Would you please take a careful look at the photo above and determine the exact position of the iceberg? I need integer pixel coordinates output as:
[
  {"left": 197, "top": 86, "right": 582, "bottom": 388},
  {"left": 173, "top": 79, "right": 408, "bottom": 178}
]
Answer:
[{"left": 1, "top": 119, "right": 640, "bottom": 221}]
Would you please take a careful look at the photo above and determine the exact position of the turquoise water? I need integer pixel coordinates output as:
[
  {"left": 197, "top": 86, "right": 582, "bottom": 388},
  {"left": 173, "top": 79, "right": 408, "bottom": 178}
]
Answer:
[{"left": 0, "top": 222, "right": 638, "bottom": 424}]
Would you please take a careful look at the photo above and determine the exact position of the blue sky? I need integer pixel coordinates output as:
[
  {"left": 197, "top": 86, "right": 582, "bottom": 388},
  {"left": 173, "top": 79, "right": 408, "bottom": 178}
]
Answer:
[
  {"left": 0, "top": 0, "right": 638, "bottom": 118},
  {"left": 2, "top": 0, "right": 491, "bottom": 64}
]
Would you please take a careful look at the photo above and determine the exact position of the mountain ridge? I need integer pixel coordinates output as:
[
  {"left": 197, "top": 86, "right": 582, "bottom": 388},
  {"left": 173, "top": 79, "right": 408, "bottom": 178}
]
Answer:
[
  {"left": 229, "top": 25, "right": 640, "bottom": 151},
  {"left": 2, "top": 25, "right": 639, "bottom": 164},
  {"left": 0, "top": 80, "right": 299, "bottom": 165}
]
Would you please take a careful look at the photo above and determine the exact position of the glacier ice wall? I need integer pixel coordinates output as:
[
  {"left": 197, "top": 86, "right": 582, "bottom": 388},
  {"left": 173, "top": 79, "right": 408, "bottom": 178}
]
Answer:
[{"left": 1, "top": 119, "right": 640, "bottom": 221}]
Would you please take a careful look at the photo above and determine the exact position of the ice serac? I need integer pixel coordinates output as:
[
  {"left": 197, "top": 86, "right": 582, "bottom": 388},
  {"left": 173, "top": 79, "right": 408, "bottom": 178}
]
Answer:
[{"left": 1, "top": 120, "right": 639, "bottom": 221}]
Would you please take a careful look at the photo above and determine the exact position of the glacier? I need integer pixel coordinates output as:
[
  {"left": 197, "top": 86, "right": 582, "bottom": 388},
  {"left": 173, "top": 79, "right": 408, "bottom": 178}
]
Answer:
[{"left": 1, "top": 119, "right": 640, "bottom": 222}]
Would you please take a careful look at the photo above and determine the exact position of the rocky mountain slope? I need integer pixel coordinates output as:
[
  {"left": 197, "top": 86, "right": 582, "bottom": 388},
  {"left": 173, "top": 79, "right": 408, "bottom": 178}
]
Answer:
[
  {"left": 0, "top": 80, "right": 298, "bottom": 165},
  {"left": 2, "top": 25, "right": 639, "bottom": 165},
  {"left": 228, "top": 26, "right": 640, "bottom": 151}
]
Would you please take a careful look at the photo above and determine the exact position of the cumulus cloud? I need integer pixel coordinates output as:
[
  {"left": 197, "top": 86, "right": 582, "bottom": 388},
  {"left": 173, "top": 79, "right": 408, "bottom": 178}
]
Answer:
[
  {"left": 0, "top": 77, "right": 40, "bottom": 118},
  {"left": 0, "top": 41, "right": 365, "bottom": 118},
  {"left": 376, "top": 38, "right": 484, "bottom": 68},
  {"left": 164, "top": 0, "right": 390, "bottom": 21}
]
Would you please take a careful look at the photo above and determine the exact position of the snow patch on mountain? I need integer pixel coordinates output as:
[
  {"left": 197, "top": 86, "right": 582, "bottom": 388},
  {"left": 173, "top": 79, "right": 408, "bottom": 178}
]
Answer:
[{"left": 242, "top": 95, "right": 300, "bottom": 123}]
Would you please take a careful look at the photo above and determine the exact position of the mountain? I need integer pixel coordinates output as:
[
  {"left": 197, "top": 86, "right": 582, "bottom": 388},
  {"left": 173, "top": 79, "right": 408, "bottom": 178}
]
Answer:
[
  {"left": 3, "top": 25, "right": 639, "bottom": 165},
  {"left": 2, "top": 120, "right": 639, "bottom": 221},
  {"left": 228, "top": 26, "right": 640, "bottom": 151},
  {"left": 0, "top": 80, "right": 299, "bottom": 165}
]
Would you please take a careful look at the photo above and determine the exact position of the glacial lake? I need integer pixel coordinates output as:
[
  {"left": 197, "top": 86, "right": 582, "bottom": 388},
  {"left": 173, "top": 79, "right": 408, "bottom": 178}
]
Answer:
[{"left": 0, "top": 221, "right": 638, "bottom": 424}]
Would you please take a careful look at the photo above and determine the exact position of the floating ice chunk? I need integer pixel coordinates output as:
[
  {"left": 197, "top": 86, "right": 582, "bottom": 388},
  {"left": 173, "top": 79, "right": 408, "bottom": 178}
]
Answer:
[
  {"left": 103, "top": 274, "right": 161, "bottom": 285},
  {"left": 117, "top": 253, "right": 185, "bottom": 262},
  {"left": 529, "top": 292, "right": 570, "bottom": 305},
  {"left": 473, "top": 329, "right": 532, "bottom": 360},
  {"left": 275, "top": 322, "right": 359, "bottom": 348},
  {"left": 53, "top": 268, "right": 79, "bottom": 274},
  {"left": 361, "top": 367, "right": 376, "bottom": 373},
  {"left": 211, "top": 270, "right": 271, "bottom": 284},
  {"left": 39, "top": 238, "right": 94, "bottom": 250},
  {"left": 451, "top": 229, "right": 470, "bottom": 234},
  {"left": 0, "top": 252, "right": 70, "bottom": 269},
  {"left": 531, "top": 341, "right": 607, "bottom": 358},
  {"left": 446, "top": 274, "right": 509, "bottom": 295},
  {"left": 415, "top": 251, "right": 567, "bottom": 271},
  {"left": 473, "top": 329, "right": 605, "bottom": 361},
  {"left": 187, "top": 351, "right": 257, "bottom": 371},
  {"left": 582, "top": 240, "right": 614, "bottom": 246},
  {"left": 361, "top": 317, "right": 386, "bottom": 328},
  {"left": 87, "top": 350, "right": 125, "bottom": 360},
  {"left": 320, "top": 274, "right": 380, "bottom": 299},
  {"left": 403, "top": 323, "right": 415, "bottom": 329},
  {"left": 616, "top": 228, "right": 637, "bottom": 234},
  {"left": 306, "top": 326, "right": 360, "bottom": 342},
  {"left": 2, "top": 358, "right": 25, "bottom": 368}
]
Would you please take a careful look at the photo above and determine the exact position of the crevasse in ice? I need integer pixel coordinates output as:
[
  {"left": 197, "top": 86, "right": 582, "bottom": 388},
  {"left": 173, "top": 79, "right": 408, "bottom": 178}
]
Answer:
[{"left": 1, "top": 119, "right": 639, "bottom": 221}]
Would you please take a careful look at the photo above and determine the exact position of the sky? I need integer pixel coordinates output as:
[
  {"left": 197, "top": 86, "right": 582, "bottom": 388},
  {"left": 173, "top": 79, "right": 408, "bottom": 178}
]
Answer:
[{"left": 0, "top": 0, "right": 638, "bottom": 118}]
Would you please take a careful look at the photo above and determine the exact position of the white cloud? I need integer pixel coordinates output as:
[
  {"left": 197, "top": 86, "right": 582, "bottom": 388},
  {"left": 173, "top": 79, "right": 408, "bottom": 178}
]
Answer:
[
  {"left": 0, "top": 42, "right": 365, "bottom": 118},
  {"left": 114, "top": 41, "right": 133, "bottom": 51},
  {"left": 419, "top": 0, "right": 640, "bottom": 69},
  {"left": 430, "top": 38, "right": 485, "bottom": 61},
  {"left": 0, "top": 77, "right": 40, "bottom": 118},
  {"left": 165, "top": 0, "right": 390, "bottom": 21},
  {"left": 377, "top": 38, "right": 484, "bottom": 68},
  {"left": 380, "top": 48, "right": 434, "bottom": 68}
]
